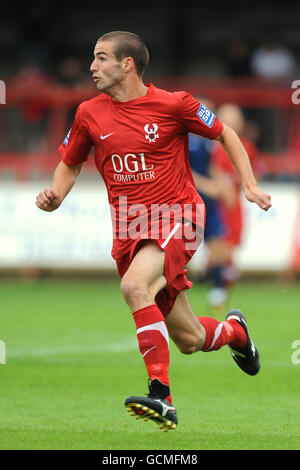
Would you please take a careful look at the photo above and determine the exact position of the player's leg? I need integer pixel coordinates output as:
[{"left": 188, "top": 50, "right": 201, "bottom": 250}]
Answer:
[
  {"left": 161, "top": 210, "right": 261, "bottom": 376},
  {"left": 120, "top": 240, "right": 166, "bottom": 312},
  {"left": 222, "top": 240, "right": 240, "bottom": 289},
  {"left": 204, "top": 203, "right": 228, "bottom": 316},
  {"left": 220, "top": 201, "right": 242, "bottom": 292},
  {"left": 121, "top": 241, "right": 169, "bottom": 392},
  {"left": 166, "top": 290, "right": 260, "bottom": 375},
  {"left": 166, "top": 289, "right": 248, "bottom": 354},
  {"left": 164, "top": 290, "right": 206, "bottom": 353},
  {"left": 121, "top": 241, "right": 177, "bottom": 431},
  {"left": 206, "top": 237, "right": 228, "bottom": 316}
]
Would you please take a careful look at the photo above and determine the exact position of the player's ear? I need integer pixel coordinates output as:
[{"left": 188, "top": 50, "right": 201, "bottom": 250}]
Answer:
[{"left": 122, "top": 57, "right": 134, "bottom": 73}]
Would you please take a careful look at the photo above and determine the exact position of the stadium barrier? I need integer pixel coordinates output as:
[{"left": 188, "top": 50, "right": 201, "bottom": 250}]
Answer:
[
  {"left": 0, "top": 181, "right": 299, "bottom": 273},
  {"left": 0, "top": 78, "right": 300, "bottom": 177}
]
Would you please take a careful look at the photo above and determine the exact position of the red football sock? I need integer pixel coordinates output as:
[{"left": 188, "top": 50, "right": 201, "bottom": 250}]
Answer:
[
  {"left": 198, "top": 316, "right": 247, "bottom": 351},
  {"left": 133, "top": 304, "right": 172, "bottom": 404}
]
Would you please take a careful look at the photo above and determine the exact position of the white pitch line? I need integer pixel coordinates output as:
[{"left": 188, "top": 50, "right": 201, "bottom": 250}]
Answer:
[{"left": 7, "top": 339, "right": 138, "bottom": 358}]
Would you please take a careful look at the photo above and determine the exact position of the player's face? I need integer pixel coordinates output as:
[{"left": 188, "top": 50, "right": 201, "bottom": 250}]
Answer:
[{"left": 90, "top": 41, "right": 123, "bottom": 93}]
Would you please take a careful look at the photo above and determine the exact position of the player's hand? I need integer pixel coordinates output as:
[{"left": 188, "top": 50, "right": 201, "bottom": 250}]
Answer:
[
  {"left": 244, "top": 185, "right": 272, "bottom": 211},
  {"left": 36, "top": 188, "right": 62, "bottom": 212}
]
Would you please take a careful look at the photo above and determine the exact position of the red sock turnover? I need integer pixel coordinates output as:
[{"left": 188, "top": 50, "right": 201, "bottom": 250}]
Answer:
[
  {"left": 198, "top": 316, "right": 247, "bottom": 351},
  {"left": 133, "top": 304, "right": 172, "bottom": 404}
]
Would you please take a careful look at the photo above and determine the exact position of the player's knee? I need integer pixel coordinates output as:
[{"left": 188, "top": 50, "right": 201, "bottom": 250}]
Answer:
[
  {"left": 175, "top": 331, "right": 206, "bottom": 355},
  {"left": 120, "top": 274, "right": 149, "bottom": 308},
  {"left": 178, "top": 343, "right": 198, "bottom": 355}
]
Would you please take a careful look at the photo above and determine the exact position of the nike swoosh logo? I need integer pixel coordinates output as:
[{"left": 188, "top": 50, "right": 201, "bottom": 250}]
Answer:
[
  {"left": 100, "top": 132, "right": 114, "bottom": 140},
  {"left": 142, "top": 345, "right": 156, "bottom": 358}
]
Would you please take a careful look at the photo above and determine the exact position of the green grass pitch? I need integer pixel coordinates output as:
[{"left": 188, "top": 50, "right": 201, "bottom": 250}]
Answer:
[{"left": 0, "top": 278, "right": 299, "bottom": 450}]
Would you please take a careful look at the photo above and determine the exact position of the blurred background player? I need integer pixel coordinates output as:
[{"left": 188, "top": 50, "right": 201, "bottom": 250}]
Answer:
[
  {"left": 211, "top": 103, "right": 261, "bottom": 296},
  {"left": 189, "top": 98, "right": 236, "bottom": 315}
]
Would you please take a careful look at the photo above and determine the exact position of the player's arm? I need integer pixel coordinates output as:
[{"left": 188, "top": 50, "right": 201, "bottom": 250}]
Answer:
[
  {"left": 177, "top": 92, "right": 271, "bottom": 211},
  {"left": 36, "top": 102, "right": 92, "bottom": 212},
  {"left": 215, "top": 124, "right": 271, "bottom": 211},
  {"left": 36, "top": 161, "right": 82, "bottom": 212}
]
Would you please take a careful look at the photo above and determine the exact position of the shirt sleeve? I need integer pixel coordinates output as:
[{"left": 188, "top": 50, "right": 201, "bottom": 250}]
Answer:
[
  {"left": 58, "top": 103, "right": 93, "bottom": 166},
  {"left": 177, "top": 92, "right": 223, "bottom": 139}
]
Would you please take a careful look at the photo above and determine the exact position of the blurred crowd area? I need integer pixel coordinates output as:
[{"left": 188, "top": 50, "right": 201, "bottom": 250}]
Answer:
[{"left": 0, "top": 0, "right": 300, "bottom": 181}]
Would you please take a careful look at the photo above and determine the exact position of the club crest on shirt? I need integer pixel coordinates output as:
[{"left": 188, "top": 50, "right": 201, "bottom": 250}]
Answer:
[{"left": 144, "top": 123, "right": 159, "bottom": 143}]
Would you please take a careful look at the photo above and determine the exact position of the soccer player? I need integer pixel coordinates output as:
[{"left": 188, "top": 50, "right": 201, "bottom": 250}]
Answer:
[
  {"left": 36, "top": 31, "right": 271, "bottom": 432},
  {"left": 211, "top": 103, "right": 261, "bottom": 290},
  {"left": 189, "top": 97, "right": 236, "bottom": 315}
]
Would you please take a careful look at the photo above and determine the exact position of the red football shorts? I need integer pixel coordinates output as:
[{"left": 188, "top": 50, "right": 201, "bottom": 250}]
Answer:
[{"left": 115, "top": 221, "right": 204, "bottom": 317}]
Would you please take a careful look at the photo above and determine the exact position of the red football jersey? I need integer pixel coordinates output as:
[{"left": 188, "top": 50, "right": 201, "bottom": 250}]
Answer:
[{"left": 58, "top": 84, "right": 223, "bottom": 259}]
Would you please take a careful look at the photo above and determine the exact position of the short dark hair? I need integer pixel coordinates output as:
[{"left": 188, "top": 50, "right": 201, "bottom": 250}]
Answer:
[{"left": 97, "top": 31, "right": 149, "bottom": 77}]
